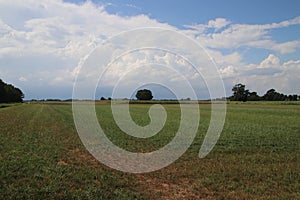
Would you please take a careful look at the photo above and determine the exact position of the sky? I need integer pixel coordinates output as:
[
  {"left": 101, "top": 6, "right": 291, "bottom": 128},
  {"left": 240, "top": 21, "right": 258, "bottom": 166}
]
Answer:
[{"left": 0, "top": 0, "right": 300, "bottom": 100}]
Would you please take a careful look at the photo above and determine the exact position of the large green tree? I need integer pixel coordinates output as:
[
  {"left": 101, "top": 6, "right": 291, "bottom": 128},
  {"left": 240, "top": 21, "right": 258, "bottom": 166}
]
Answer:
[
  {"left": 230, "top": 83, "right": 249, "bottom": 102},
  {"left": 0, "top": 79, "right": 24, "bottom": 103},
  {"left": 262, "top": 89, "right": 287, "bottom": 101},
  {"left": 135, "top": 89, "right": 153, "bottom": 100}
]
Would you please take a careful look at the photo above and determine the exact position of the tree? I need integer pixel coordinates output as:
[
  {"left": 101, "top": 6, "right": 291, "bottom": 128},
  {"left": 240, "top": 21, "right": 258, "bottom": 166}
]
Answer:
[
  {"left": 230, "top": 83, "right": 249, "bottom": 102},
  {"left": 230, "top": 83, "right": 299, "bottom": 102},
  {"left": 292, "top": 94, "right": 298, "bottom": 101},
  {"left": 100, "top": 97, "right": 106, "bottom": 100},
  {"left": 0, "top": 79, "right": 24, "bottom": 103},
  {"left": 248, "top": 91, "right": 260, "bottom": 101},
  {"left": 263, "top": 89, "right": 276, "bottom": 101},
  {"left": 262, "top": 89, "right": 287, "bottom": 101},
  {"left": 136, "top": 89, "right": 153, "bottom": 100}
]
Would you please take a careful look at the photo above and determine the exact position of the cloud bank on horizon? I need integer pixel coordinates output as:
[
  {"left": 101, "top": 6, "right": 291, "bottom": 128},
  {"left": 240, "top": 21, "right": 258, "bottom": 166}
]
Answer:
[{"left": 0, "top": 0, "right": 299, "bottom": 99}]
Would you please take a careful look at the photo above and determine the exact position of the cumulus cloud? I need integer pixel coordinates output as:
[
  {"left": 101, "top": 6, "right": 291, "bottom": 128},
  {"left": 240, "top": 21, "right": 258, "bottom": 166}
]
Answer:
[
  {"left": 0, "top": 0, "right": 174, "bottom": 97},
  {"left": 207, "top": 18, "right": 230, "bottom": 30},
  {"left": 222, "top": 54, "right": 300, "bottom": 95},
  {"left": 258, "top": 54, "right": 280, "bottom": 68},
  {"left": 219, "top": 65, "right": 237, "bottom": 78},
  {"left": 186, "top": 16, "right": 300, "bottom": 54}
]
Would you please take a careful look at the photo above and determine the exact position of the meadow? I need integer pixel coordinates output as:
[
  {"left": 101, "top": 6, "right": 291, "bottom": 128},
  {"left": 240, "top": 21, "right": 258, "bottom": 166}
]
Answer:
[{"left": 0, "top": 102, "right": 299, "bottom": 199}]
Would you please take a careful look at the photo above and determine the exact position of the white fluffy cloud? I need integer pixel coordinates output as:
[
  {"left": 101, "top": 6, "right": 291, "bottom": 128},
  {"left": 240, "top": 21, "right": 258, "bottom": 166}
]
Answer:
[
  {"left": 258, "top": 54, "right": 280, "bottom": 68},
  {"left": 0, "top": 0, "right": 174, "bottom": 98},
  {"left": 242, "top": 58, "right": 300, "bottom": 95},
  {"left": 220, "top": 54, "right": 300, "bottom": 95},
  {"left": 0, "top": 0, "right": 299, "bottom": 99},
  {"left": 186, "top": 17, "right": 300, "bottom": 53},
  {"left": 0, "top": 0, "right": 172, "bottom": 58}
]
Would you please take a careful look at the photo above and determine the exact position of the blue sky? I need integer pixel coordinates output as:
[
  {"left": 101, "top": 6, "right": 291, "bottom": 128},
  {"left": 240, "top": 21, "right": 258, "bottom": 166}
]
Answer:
[{"left": 0, "top": 0, "right": 299, "bottom": 99}]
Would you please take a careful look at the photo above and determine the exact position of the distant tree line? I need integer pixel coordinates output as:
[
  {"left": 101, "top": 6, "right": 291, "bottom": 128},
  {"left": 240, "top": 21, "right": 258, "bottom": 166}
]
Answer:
[
  {"left": 0, "top": 79, "right": 24, "bottom": 103},
  {"left": 100, "top": 89, "right": 154, "bottom": 101},
  {"left": 230, "top": 83, "right": 299, "bottom": 102},
  {"left": 29, "top": 99, "right": 80, "bottom": 102}
]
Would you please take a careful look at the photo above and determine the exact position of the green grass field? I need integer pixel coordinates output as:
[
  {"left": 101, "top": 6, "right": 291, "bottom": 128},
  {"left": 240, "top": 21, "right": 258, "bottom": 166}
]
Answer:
[{"left": 0, "top": 102, "right": 299, "bottom": 199}]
